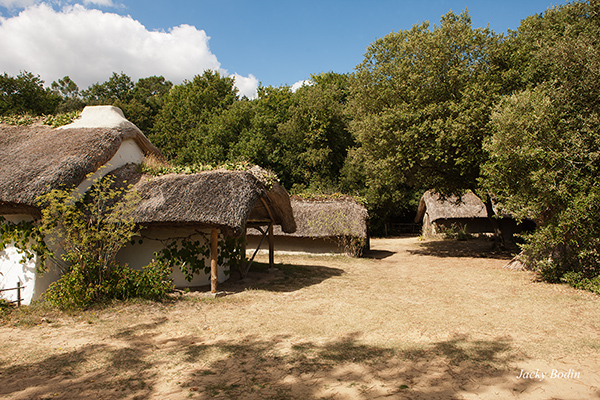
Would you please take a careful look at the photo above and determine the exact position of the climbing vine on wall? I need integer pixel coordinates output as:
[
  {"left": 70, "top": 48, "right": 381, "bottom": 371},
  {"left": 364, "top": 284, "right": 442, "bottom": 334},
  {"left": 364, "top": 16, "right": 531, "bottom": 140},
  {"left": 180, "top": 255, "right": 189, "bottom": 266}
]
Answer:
[
  {"left": 218, "top": 236, "right": 245, "bottom": 275},
  {"left": 0, "top": 216, "right": 52, "bottom": 272},
  {"left": 306, "top": 210, "right": 366, "bottom": 257},
  {"left": 149, "top": 231, "right": 245, "bottom": 282},
  {"left": 153, "top": 232, "right": 211, "bottom": 282}
]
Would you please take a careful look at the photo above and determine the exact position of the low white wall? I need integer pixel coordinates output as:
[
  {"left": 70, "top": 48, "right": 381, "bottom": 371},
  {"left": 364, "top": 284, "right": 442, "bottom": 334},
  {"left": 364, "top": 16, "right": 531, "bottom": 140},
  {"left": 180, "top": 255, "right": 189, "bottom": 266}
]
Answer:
[
  {"left": 246, "top": 235, "right": 342, "bottom": 256},
  {"left": 117, "top": 227, "right": 230, "bottom": 288}
]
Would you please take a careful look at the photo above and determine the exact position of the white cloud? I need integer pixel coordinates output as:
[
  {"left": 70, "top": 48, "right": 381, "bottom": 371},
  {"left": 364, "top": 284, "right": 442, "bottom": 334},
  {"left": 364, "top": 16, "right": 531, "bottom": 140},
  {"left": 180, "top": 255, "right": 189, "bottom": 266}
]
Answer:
[
  {"left": 0, "top": 0, "right": 37, "bottom": 8},
  {"left": 291, "top": 79, "right": 313, "bottom": 92},
  {"left": 232, "top": 73, "right": 258, "bottom": 99},
  {"left": 82, "top": 0, "right": 117, "bottom": 6},
  {"left": 0, "top": 3, "right": 259, "bottom": 98}
]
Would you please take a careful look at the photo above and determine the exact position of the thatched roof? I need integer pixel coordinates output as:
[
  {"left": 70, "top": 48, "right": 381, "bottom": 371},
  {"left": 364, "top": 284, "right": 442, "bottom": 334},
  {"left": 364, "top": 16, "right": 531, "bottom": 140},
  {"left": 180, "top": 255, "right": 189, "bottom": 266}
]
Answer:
[
  {"left": 0, "top": 106, "right": 163, "bottom": 214},
  {"left": 248, "top": 196, "right": 368, "bottom": 239},
  {"left": 110, "top": 164, "right": 296, "bottom": 237},
  {"left": 414, "top": 190, "right": 488, "bottom": 223}
]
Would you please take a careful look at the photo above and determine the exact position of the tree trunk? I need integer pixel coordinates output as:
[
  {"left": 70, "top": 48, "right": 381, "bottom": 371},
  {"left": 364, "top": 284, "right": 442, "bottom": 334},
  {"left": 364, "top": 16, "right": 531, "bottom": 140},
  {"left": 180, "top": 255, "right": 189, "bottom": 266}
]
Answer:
[{"left": 483, "top": 195, "right": 505, "bottom": 250}]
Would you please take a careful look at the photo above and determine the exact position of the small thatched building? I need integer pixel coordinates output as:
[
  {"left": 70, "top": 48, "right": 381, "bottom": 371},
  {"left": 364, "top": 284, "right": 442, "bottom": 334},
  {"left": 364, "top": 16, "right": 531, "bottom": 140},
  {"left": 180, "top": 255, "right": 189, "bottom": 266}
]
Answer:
[
  {"left": 113, "top": 164, "right": 296, "bottom": 286},
  {"left": 247, "top": 196, "right": 369, "bottom": 256},
  {"left": 0, "top": 106, "right": 295, "bottom": 305},
  {"left": 414, "top": 190, "right": 493, "bottom": 238}
]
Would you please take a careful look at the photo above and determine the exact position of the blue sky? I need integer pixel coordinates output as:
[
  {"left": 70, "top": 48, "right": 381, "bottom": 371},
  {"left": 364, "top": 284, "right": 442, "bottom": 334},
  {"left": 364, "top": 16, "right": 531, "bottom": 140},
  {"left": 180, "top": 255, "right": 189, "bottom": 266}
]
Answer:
[{"left": 0, "top": 0, "right": 565, "bottom": 97}]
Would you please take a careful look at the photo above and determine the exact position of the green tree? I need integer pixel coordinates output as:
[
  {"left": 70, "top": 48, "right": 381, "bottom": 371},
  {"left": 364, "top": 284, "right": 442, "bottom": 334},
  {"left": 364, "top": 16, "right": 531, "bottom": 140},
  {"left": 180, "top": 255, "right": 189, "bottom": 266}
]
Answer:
[
  {"left": 0, "top": 71, "right": 60, "bottom": 115},
  {"left": 38, "top": 175, "right": 172, "bottom": 309},
  {"left": 79, "top": 73, "right": 172, "bottom": 132},
  {"left": 229, "top": 85, "right": 296, "bottom": 186},
  {"left": 51, "top": 75, "right": 79, "bottom": 98},
  {"left": 277, "top": 73, "right": 353, "bottom": 192},
  {"left": 346, "top": 11, "right": 501, "bottom": 231},
  {"left": 198, "top": 98, "right": 256, "bottom": 164},
  {"left": 51, "top": 76, "right": 85, "bottom": 113},
  {"left": 151, "top": 70, "right": 238, "bottom": 163},
  {"left": 481, "top": 0, "right": 600, "bottom": 288},
  {"left": 122, "top": 75, "right": 172, "bottom": 133},
  {"left": 82, "top": 72, "right": 135, "bottom": 104}
]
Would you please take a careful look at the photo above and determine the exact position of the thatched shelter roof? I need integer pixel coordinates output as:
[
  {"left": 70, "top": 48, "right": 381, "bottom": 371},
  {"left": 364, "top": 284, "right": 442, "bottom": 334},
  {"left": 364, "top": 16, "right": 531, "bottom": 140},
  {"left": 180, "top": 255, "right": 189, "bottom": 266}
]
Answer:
[
  {"left": 248, "top": 196, "right": 368, "bottom": 239},
  {"left": 414, "top": 190, "right": 488, "bottom": 223},
  {"left": 0, "top": 106, "right": 163, "bottom": 214},
  {"left": 110, "top": 165, "right": 296, "bottom": 237}
]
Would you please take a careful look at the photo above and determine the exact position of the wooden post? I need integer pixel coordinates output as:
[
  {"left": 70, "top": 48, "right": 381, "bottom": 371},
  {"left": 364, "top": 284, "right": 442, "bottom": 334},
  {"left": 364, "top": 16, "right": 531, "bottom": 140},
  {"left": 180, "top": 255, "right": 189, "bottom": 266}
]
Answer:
[
  {"left": 268, "top": 223, "right": 274, "bottom": 269},
  {"left": 16, "top": 281, "right": 21, "bottom": 308},
  {"left": 240, "top": 228, "right": 247, "bottom": 278},
  {"left": 210, "top": 228, "right": 219, "bottom": 293}
]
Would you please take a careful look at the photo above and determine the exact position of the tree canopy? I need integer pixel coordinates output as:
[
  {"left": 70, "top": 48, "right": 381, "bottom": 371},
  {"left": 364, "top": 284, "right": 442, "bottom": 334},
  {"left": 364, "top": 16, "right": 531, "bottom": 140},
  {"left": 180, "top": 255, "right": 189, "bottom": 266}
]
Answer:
[
  {"left": 344, "top": 10, "right": 502, "bottom": 229},
  {"left": 482, "top": 0, "right": 600, "bottom": 287},
  {"left": 0, "top": 71, "right": 60, "bottom": 116}
]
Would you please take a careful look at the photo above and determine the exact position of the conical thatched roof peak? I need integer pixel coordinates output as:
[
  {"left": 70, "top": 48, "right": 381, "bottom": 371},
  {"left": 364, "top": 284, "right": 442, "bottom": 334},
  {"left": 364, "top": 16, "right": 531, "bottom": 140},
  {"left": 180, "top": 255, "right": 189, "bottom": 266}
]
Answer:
[{"left": 0, "top": 106, "right": 163, "bottom": 214}]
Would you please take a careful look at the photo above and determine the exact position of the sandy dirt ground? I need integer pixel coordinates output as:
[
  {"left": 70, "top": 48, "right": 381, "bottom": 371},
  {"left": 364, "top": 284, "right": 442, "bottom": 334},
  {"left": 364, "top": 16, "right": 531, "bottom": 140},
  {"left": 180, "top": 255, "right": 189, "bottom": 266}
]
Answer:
[{"left": 1, "top": 236, "right": 599, "bottom": 399}]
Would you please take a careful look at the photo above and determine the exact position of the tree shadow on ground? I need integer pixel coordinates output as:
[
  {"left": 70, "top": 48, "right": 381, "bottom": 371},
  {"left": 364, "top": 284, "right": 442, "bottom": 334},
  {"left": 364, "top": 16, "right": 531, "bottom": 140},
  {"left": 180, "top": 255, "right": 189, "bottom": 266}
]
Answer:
[
  {"left": 180, "top": 332, "right": 534, "bottom": 399},
  {"left": 0, "top": 320, "right": 538, "bottom": 399},
  {"left": 0, "top": 317, "right": 170, "bottom": 400},
  {"left": 408, "top": 238, "right": 515, "bottom": 260}
]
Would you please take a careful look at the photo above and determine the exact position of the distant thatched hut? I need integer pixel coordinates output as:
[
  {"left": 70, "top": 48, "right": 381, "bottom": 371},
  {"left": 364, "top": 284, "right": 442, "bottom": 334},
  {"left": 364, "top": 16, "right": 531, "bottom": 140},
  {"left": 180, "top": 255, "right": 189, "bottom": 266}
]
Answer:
[
  {"left": 0, "top": 106, "right": 295, "bottom": 304},
  {"left": 414, "top": 191, "right": 493, "bottom": 238},
  {"left": 247, "top": 196, "right": 369, "bottom": 256}
]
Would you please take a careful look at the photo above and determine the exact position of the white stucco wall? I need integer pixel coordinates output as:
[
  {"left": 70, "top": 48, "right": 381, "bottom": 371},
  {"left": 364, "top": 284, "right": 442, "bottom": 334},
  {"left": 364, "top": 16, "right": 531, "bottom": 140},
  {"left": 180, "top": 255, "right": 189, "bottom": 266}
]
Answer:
[
  {"left": 0, "top": 214, "right": 60, "bottom": 305},
  {"left": 117, "top": 227, "right": 230, "bottom": 288},
  {"left": 246, "top": 235, "right": 342, "bottom": 256},
  {"left": 0, "top": 243, "right": 37, "bottom": 305},
  {"left": 76, "top": 139, "right": 145, "bottom": 195}
]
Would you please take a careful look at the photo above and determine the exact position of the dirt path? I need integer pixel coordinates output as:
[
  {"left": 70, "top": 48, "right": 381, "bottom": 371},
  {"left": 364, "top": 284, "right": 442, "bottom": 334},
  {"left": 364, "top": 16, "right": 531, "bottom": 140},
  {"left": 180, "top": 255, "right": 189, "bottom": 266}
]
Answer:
[{"left": 1, "top": 237, "right": 599, "bottom": 399}]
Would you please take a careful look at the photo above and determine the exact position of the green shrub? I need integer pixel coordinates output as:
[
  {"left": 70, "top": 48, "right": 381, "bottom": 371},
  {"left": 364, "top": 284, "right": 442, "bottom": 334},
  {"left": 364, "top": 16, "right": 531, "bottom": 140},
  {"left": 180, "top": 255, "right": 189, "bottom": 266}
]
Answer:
[
  {"left": 561, "top": 272, "right": 600, "bottom": 295},
  {"left": 44, "top": 262, "right": 174, "bottom": 309},
  {"left": 103, "top": 261, "right": 174, "bottom": 301},
  {"left": 37, "top": 173, "right": 175, "bottom": 309},
  {"left": 43, "top": 267, "right": 99, "bottom": 310},
  {"left": 441, "top": 223, "right": 474, "bottom": 241},
  {"left": 0, "top": 298, "right": 11, "bottom": 312},
  {"left": 42, "top": 111, "right": 81, "bottom": 127}
]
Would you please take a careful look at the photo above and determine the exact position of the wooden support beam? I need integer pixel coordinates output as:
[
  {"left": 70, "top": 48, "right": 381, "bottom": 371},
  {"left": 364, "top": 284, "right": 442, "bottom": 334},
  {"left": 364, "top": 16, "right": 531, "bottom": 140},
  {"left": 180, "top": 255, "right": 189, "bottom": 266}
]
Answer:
[
  {"left": 259, "top": 197, "right": 276, "bottom": 270},
  {"left": 210, "top": 228, "right": 219, "bottom": 293},
  {"left": 268, "top": 223, "right": 274, "bottom": 269},
  {"left": 240, "top": 228, "right": 247, "bottom": 279}
]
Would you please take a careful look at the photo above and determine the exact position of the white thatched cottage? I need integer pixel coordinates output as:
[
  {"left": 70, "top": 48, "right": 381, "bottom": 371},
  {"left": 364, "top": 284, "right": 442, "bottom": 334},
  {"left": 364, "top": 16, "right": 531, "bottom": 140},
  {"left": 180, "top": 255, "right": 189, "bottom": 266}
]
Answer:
[
  {"left": 0, "top": 106, "right": 162, "bottom": 305},
  {"left": 0, "top": 106, "right": 295, "bottom": 305},
  {"left": 247, "top": 196, "right": 369, "bottom": 257}
]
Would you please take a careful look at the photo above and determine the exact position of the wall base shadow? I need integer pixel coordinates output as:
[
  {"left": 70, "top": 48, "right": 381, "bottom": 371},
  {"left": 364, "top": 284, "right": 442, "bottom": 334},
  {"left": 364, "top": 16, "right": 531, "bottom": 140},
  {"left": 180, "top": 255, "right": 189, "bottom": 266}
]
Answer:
[{"left": 180, "top": 261, "right": 345, "bottom": 295}]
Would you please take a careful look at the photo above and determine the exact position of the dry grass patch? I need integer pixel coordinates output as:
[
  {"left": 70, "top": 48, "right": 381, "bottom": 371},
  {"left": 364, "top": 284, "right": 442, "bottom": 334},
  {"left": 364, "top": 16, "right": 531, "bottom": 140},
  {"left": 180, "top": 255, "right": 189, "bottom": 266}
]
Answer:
[{"left": 1, "top": 237, "right": 599, "bottom": 399}]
